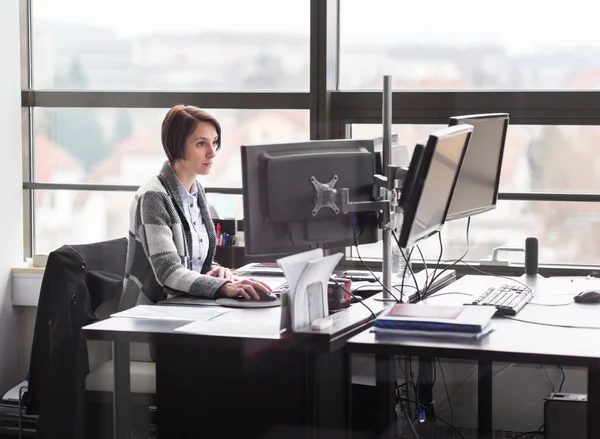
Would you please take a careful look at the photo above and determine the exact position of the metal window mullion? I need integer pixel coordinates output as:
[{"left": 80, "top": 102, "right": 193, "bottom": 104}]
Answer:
[
  {"left": 22, "top": 182, "right": 243, "bottom": 195},
  {"left": 20, "top": 0, "right": 33, "bottom": 258},
  {"left": 21, "top": 90, "right": 310, "bottom": 109},
  {"left": 330, "top": 91, "right": 600, "bottom": 126}
]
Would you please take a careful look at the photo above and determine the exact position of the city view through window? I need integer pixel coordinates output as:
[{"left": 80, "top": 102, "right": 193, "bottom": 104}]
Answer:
[{"left": 29, "top": 0, "right": 600, "bottom": 265}]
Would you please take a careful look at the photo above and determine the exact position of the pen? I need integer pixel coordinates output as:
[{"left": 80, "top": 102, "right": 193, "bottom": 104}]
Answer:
[
  {"left": 223, "top": 232, "right": 229, "bottom": 247},
  {"left": 216, "top": 223, "right": 221, "bottom": 240}
]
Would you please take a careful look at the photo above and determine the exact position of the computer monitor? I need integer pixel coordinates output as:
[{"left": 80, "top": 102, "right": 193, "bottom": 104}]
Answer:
[
  {"left": 241, "top": 139, "right": 381, "bottom": 257},
  {"left": 445, "top": 113, "right": 509, "bottom": 221},
  {"left": 396, "top": 124, "right": 473, "bottom": 249},
  {"left": 373, "top": 134, "right": 410, "bottom": 174}
]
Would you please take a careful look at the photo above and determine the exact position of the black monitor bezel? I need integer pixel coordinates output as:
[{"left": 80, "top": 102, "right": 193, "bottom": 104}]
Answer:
[
  {"left": 396, "top": 125, "right": 473, "bottom": 249},
  {"left": 241, "top": 138, "right": 379, "bottom": 258},
  {"left": 398, "top": 141, "right": 425, "bottom": 214},
  {"left": 446, "top": 113, "right": 510, "bottom": 221}
]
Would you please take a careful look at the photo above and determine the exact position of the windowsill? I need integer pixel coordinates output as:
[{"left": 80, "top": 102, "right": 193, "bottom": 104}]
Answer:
[{"left": 11, "top": 266, "right": 45, "bottom": 307}]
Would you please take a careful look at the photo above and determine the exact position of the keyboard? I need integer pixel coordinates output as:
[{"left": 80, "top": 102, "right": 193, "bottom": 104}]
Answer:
[
  {"left": 272, "top": 282, "right": 288, "bottom": 297},
  {"left": 465, "top": 284, "right": 534, "bottom": 316}
]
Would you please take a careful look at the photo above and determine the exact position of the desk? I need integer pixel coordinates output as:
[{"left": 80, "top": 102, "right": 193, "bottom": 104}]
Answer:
[
  {"left": 346, "top": 275, "right": 600, "bottom": 439},
  {"left": 83, "top": 292, "right": 394, "bottom": 439}
]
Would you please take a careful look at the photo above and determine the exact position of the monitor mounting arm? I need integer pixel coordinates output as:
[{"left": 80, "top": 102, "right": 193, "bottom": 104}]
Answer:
[{"left": 310, "top": 164, "right": 409, "bottom": 227}]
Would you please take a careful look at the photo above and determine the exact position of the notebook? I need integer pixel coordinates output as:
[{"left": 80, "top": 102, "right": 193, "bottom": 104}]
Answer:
[{"left": 374, "top": 303, "right": 496, "bottom": 336}]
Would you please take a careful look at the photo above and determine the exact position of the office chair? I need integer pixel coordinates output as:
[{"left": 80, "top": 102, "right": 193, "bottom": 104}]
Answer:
[{"left": 26, "top": 238, "right": 156, "bottom": 439}]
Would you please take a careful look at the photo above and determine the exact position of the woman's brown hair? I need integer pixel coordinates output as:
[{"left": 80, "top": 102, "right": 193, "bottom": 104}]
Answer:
[{"left": 161, "top": 105, "right": 221, "bottom": 163}]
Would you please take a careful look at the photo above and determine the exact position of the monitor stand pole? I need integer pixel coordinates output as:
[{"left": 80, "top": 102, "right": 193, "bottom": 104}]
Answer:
[{"left": 377, "top": 75, "right": 397, "bottom": 302}]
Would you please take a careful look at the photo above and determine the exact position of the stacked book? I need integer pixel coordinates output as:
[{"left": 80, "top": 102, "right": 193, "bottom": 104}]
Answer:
[{"left": 374, "top": 303, "right": 496, "bottom": 339}]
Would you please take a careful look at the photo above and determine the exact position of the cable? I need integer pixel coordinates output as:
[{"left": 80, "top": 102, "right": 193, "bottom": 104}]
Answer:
[
  {"left": 351, "top": 221, "right": 402, "bottom": 302},
  {"left": 422, "top": 232, "right": 444, "bottom": 297},
  {"left": 437, "top": 363, "right": 515, "bottom": 412},
  {"left": 459, "top": 260, "right": 535, "bottom": 294},
  {"left": 328, "top": 277, "right": 377, "bottom": 319},
  {"left": 398, "top": 396, "right": 466, "bottom": 439},
  {"left": 415, "top": 244, "right": 430, "bottom": 291},
  {"left": 541, "top": 366, "right": 555, "bottom": 394},
  {"left": 423, "top": 292, "right": 472, "bottom": 301},
  {"left": 512, "top": 430, "right": 543, "bottom": 439},
  {"left": 397, "top": 247, "right": 417, "bottom": 302},
  {"left": 528, "top": 301, "right": 574, "bottom": 307},
  {"left": 392, "top": 230, "right": 422, "bottom": 300},
  {"left": 426, "top": 217, "right": 472, "bottom": 295},
  {"left": 435, "top": 365, "right": 478, "bottom": 411},
  {"left": 558, "top": 366, "right": 565, "bottom": 392},
  {"left": 501, "top": 315, "right": 600, "bottom": 330},
  {"left": 437, "top": 358, "right": 454, "bottom": 435},
  {"left": 400, "top": 398, "right": 421, "bottom": 439}
]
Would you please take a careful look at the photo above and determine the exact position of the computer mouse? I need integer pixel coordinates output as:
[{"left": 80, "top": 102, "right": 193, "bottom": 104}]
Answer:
[
  {"left": 255, "top": 288, "right": 277, "bottom": 302},
  {"left": 574, "top": 289, "right": 600, "bottom": 304}
]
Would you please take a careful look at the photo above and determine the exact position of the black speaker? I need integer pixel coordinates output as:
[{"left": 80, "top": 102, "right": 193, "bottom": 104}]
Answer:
[{"left": 525, "top": 237, "right": 538, "bottom": 275}]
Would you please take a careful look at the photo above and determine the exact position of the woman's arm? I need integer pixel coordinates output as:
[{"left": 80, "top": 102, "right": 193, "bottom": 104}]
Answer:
[{"left": 137, "top": 190, "right": 229, "bottom": 298}]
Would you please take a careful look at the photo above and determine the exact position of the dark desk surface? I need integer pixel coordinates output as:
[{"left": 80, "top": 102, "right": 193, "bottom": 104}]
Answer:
[
  {"left": 347, "top": 275, "right": 600, "bottom": 367},
  {"left": 82, "top": 292, "right": 395, "bottom": 351}
]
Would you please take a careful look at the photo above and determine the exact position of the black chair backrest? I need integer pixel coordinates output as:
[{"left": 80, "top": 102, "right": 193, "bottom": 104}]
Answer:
[{"left": 27, "top": 237, "right": 127, "bottom": 439}]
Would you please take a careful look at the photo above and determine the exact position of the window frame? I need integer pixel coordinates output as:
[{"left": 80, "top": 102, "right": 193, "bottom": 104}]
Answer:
[{"left": 19, "top": 0, "right": 600, "bottom": 276}]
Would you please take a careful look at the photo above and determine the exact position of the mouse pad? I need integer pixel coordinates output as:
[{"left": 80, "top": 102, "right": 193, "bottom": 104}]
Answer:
[{"left": 216, "top": 298, "right": 281, "bottom": 308}]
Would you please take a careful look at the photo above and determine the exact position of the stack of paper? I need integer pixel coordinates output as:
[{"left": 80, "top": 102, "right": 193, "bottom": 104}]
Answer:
[
  {"left": 233, "top": 262, "right": 284, "bottom": 277},
  {"left": 111, "top": 305, "right": 228, "bottom": 321},
  {"left": 374, "top": 303, "right": 496, "bottom": 338},
  {"left": 277, "top": 249, "right": 343, "bottom": 331}
]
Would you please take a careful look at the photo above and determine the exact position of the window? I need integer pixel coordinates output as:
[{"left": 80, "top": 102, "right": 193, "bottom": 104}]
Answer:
[
  {"left": 351, "top": 124, "right": 600, "bottom": 193},
  {"left": 340, "top": 0, "right": 600, "bottom": 90},
  {"left": 31, "top": 0, "right": 310, "bottom": 90},
  {"left": 352, "top": 201, "right": 600, "bottom": 266},
  {"left": 33, "top": 190, "right": 244, "bottom": 254},
  {"left": 33, "top": 108, "right": 310, "bottom": 188},
  {"left": 348, "top": 124, "right": 600, "bottom": 265},
  {"left": 34, "top": 190, "right": 131, "bottom": 254},
  {"left": 22, "top": 1, "right": 599, "bottom": 271}
]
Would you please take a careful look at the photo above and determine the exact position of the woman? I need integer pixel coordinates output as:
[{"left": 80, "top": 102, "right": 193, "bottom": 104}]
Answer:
[{"left": 119, "top": 105, "right": 272, "bottom": 316}]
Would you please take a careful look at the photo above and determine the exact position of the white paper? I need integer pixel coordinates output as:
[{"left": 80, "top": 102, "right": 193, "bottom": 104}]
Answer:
[
  {"left": 234, "top": 262, "right": 284, "bottom": 276},
  {"left": 111, "top": 305, "right": 228, "bottom": 321},
  {"left": 277, "top": 248, "right": 324, "bottom": 298},
  {"left": 174, "top": 319, "right": 284, "bottom": 337},
  {"left": 236, "top": 275, "right": 287, "bottom": 290},
  {"left": 277, "top": 249, "right": 343, "bottom": 331}
]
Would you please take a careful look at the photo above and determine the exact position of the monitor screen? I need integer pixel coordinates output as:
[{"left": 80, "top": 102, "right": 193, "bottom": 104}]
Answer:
[
  {"left": 397, "top": 124, "right": 473, "bottom": 248},
  {"left": 446, "top": 113, "right": 509, "bottom": 221},
  {"left": 241, "top": 139, "right": 381, "bottom": 257}
]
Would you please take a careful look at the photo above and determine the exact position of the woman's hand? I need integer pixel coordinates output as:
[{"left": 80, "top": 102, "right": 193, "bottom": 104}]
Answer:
[
  {"left": 206, "top": 266, "right": 235, "bottom": 281},
  {"left": 217, "top": 278, "right": 273, "bottom": 300}
]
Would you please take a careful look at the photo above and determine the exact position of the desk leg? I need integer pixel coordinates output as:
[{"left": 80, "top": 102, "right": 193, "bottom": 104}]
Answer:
[
  {"left": 587, "top": 361, "right": 600, "bottom": 439},
  {"left": 112, "top": 341, "right": 131, "bottom": 439},
  {"left": 375, "top": 355, "right": 396, "bottom": 439},
  {"left": 477, "top": 361, "right": 493, "bottom": 439},
  {"left": 310, "top": 349, "right": 350, "bottom": 439}
]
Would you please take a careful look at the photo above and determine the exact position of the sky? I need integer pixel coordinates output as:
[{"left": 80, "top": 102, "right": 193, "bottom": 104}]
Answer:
[{"left": 32, "top": 0, "right": 600, "bottom": 54}]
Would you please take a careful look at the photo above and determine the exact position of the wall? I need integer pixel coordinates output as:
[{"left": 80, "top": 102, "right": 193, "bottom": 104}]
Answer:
[{"left": 0, "top": 0, "right": 25, "bottom": 393}]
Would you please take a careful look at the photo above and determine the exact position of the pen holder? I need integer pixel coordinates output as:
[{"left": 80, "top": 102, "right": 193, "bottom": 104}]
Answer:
[
  {"left": 328, "top": 279, "right": 352, "bottom": 313},
  {"left": 214, "top": 246, "right": 247, "bottom": 270}
]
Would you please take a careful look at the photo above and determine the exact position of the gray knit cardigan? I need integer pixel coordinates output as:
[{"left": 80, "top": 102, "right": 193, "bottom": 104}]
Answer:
[{"left": 118, "top": 161, "right": 230, "bottom": 313}]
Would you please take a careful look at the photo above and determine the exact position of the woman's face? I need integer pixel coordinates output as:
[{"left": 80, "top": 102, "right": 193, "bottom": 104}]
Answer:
[{"left": 182, "top": 121, "right": 219, "bottom": 176}]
